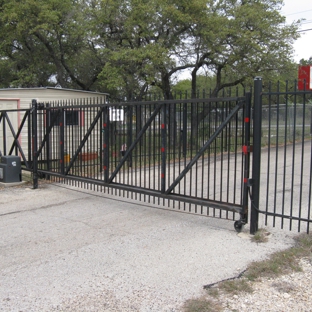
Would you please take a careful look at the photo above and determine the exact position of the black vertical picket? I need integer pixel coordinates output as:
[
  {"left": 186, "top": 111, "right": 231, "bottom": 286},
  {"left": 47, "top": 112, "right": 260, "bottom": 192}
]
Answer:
[
  {"left": 161, "top": 104, "right": 166, "bottom": 194},
  {"left": 103, "top": 106, "right": 109, "bottom": 183},
  {"left": 31, "top": 99, "right": 38, "bottom": 189},
  {"left": 241, "top": 92, "right": 252, "bottom": 228},
  {"left": 59, "top": 107, "right": 65, "bottom": 175}
]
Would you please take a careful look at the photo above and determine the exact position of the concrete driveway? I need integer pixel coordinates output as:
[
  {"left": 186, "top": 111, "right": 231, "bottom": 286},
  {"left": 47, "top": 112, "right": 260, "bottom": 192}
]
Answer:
[{"left": 0, "top": 182, "right": 297, "bottom": 311}]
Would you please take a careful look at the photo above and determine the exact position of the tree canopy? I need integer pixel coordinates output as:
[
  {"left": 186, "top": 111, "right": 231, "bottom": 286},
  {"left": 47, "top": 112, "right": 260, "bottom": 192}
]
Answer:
[
  {"left": 0, "top": 0, "right": 301, "bottom": 99},
  {"left": 299, "top": 57, "right": 312, "bottom": 65}
]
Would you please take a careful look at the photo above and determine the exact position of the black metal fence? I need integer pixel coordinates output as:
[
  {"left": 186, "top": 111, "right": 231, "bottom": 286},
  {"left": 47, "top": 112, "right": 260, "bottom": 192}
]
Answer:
[
  {"left": 252, "top": 78, "right": 312, "bottom": 233},
  {"left": 1, "top": 78, "right": 312, "bottom": 234}
]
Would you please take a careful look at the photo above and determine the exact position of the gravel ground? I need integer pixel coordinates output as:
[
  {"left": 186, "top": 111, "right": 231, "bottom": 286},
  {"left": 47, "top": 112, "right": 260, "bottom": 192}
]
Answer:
[
  {"left": 0, "top": 182, "right": 306, "bottom": 311},
  {"left": 220, "top": 257, "right": 312, "bottom": 312}
]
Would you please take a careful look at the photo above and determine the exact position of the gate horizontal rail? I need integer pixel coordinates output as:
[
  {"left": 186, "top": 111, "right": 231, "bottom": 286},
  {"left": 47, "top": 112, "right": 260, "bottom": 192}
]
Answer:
[{"left": 32, "top": 169, "right": 244, "bottom": 214}]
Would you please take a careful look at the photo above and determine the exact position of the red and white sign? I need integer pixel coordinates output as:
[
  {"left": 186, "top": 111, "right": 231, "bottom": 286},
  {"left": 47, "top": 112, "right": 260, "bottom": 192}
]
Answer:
[{"left": 298, "top": 65, "right": 312, "bottom": 90}]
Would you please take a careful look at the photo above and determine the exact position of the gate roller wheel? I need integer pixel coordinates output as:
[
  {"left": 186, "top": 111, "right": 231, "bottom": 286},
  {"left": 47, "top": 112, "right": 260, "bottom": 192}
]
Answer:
[{"left": 234, "top": 220, "right": 244, "bottom": 232}]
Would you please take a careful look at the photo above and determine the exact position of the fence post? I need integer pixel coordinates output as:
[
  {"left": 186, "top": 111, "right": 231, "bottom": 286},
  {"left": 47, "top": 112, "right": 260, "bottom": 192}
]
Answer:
[
  {"left": 31, "top": 99, "right": 38, "bottom": 189},
  {"left": 250, "top": 77, "right": 262, "bottom": 234}
]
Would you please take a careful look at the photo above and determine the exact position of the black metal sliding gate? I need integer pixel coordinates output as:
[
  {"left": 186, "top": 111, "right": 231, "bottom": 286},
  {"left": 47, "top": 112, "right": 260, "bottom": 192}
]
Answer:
[{"left": 0, "top": 93, "right": 252, "bottom": 232}]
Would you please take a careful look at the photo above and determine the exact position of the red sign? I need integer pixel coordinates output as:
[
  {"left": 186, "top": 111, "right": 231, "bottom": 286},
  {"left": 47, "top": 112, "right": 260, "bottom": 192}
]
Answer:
[{"left": 298, "top": 65, "right": 312, "bottom": 90}]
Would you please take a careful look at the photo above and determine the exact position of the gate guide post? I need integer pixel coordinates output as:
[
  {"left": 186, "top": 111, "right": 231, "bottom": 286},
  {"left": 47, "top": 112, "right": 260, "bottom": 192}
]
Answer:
[{"left": 250, "top": 77, "right": 262, "bottom": 234}]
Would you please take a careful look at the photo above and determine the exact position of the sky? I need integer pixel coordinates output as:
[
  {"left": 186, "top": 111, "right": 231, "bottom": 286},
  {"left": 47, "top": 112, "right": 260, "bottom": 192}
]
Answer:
[{"left": 281, "top": 0, "right": 312, "bottom": 62}]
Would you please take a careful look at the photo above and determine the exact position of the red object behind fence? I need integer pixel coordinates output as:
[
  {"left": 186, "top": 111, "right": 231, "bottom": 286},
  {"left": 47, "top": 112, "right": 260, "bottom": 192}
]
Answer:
[{"left": 298, "top": 65, "right": 312, "bottom": 90}]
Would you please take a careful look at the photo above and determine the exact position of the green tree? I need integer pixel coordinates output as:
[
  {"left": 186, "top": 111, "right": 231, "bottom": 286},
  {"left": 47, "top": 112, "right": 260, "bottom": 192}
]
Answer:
[
  {"left": 172, "top": 75, "right": 217, "bottom": 98},
  {"left": 299, "top": 57, "right": 312, "bottom": 65},
  {"left": 0, "top": 0, "right": 301, "bottom": 100},
  {"left": 187, "top": 0, "right": 300, "bottom": 97},
  {"left": 95, "top": 0, "right": 209, "bottom": 99},
  {"left": 0, "top": 0, "right": 103, "bottom": 89}
]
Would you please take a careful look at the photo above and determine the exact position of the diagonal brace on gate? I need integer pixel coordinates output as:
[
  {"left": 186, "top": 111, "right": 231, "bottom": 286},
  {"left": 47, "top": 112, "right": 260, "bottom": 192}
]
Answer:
[
  {"left": 165, "top": 99, "right": 246, "bottom": 195},
  {"left": 108, "top": 103, "right": 163, "bottom": 183},
  {"left": 65, "top": 106, "right": 106, "bottom": 175},
  {"left": 36, "top": 109, "right": 62, "bottom": 164},
  {"left": 0, "top": 111, "right": 29, "bottom": 166},
  {"left": 8, "top": 111, "right": 30, "bottom": 166}
]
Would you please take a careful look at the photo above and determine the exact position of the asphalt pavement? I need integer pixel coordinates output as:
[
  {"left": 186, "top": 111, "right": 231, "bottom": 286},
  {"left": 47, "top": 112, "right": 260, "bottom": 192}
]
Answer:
[{"left": 0, "top": 181, "right": 298, "bottom": 311}]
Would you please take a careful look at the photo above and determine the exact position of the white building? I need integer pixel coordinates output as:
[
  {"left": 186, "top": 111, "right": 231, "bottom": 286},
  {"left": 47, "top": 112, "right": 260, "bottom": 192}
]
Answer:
[{"left": 0, "top": 87, "right": 108, "bottom": 159}]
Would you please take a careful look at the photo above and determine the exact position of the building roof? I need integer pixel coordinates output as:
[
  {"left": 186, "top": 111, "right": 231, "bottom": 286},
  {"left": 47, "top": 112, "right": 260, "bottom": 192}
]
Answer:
[{"left": 0, "top": 87, "right": 109, "bottom": 96}]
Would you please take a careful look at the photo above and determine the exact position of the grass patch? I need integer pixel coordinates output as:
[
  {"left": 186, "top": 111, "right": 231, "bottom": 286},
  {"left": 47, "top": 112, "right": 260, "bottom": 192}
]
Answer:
[
  {"left": 205, "top": 287, "right": 219, "bottom": 298},
  {"left": 245, "top": 233, "right": 312, "bottom": 281},
  {"left": 218, "top": 279, "right": 253, "bottom": 295},
  {"left": 251, "top": 228, "right": 270, "bottom": 244},
  {"left": 183, "top": 280, "right": 252, "bottom": 312},
  {"left": 183, "top": 297, "right": 222, "bottom": 312},
  {"left": 183, "top": 232, "right": 312, "bottom": 312}
]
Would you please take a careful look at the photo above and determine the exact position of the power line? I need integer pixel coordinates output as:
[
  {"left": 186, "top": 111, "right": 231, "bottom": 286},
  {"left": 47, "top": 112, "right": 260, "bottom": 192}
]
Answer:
[
  {"left": 301, "top": 20, "right": 312, "bottom": 25},
  {"left": 285, "top": 9, "right": 312, "bottom": 16},
  {"left": 298, "top": 28, "right": 312, "bottom": 33}
]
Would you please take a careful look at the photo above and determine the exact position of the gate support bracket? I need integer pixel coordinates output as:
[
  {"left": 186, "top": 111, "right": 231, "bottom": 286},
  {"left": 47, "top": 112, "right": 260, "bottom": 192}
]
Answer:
[{"left": 247, "top": 178, "right": 254, "bottom": 187}]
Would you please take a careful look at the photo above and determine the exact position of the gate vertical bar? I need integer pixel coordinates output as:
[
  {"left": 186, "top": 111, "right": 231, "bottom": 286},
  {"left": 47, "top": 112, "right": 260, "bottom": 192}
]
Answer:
[
  {"left": 183, "top": 102, "right": 187, "bottom": 157},
  {"left": 103, "top": 106, "right": 109, "bottom": 183},
  {"left": 242, "top": 92, "right": 252, "bottom": 224},
  {"left": 46, "top": 103, "right": 51, "bottom": 179},
  {"left": 128, "top": 106, "right": 133, "bottom": 168},
  {"left": 60, "top": 108, "right": 65, "bottom": 175},
  {"left": 28, "top": 110, "right": 32, "bottom": 164},
  {"left": 31, "top": 99, "right": 38, "bottom": 189},
  {"left": 161, "top": 104, "right": 167, "bottom": 194},
  {"left": 99, "top": 104, "right": 103, "bottom": 173},
  {"left": 250, "top": 77, "right": 263, "bottom": 234},
  {"left": 2, "top": 114, "right": 6, "bottom": 155}
]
